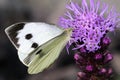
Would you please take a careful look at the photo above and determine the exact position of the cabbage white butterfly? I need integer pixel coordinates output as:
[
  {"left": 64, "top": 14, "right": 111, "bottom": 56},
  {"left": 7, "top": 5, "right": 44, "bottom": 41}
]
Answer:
[{"left": 5, "top": 22, "right": 72, "bottom": 74}]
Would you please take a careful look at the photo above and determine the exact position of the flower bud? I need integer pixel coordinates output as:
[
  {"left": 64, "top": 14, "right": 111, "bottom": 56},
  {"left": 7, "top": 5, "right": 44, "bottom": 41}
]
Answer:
[
  {"left": 102, "top": 37, "right": 111, "bottom": 45},
  {"left": 74, "top": 53, "right": 80, "bottom": 61},
  {"left": 108, "top": 68, "right": 113, "bottom": 75},
  {"left": 86, "top": 65, "right": 93, "bottom": 72},
  {"left": 99, "top": 68, "right": 107, "bottom": 74},
  {"left": 80, "top": 47, "right": 86, "bottom": 53},
  {"left": 104, "top": 52, "right": 113, "bottom": 63},
  {"left": 77, "top": 72, "right": 86, "bottom": 78},
  {"left": 94, "top": 53, "right": 103, "bottom": 60}
]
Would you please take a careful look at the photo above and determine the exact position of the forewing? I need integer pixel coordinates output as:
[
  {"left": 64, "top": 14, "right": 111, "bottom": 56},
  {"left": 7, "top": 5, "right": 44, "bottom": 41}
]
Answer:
[
  {"left": 5, "top": 22, "right": 64, "bottom": 65},
  {"left": 28, "top": 28, "right": 72, "bottom": 74}
]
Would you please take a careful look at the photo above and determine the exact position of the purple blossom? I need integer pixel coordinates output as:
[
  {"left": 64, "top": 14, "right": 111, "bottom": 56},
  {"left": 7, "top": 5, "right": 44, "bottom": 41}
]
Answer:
[
  {"left": 59, "top": 0, "right": 120, "bottom": 52},
  {"left": 59, "top": 0, "right": 120, "bottom": 80}
]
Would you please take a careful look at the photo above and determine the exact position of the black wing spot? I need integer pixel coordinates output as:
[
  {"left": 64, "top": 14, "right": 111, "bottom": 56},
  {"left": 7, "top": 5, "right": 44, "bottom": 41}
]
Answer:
[
  {"left": 8, "top": 23, "right": 25, "bottom": 47},
  {"left": 36, "top": 49, "right": 42, "bottom": 55},
  {"left": 25, "top": 34, "right": 32, "bottom": 39},
  {"left": 31, "top": 43, "right": 38, "bottom": 48}
]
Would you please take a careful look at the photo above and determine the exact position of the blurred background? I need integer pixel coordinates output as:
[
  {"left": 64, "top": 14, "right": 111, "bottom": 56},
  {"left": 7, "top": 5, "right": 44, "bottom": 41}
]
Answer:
[{"left": 0, "top": 0, "right": 120, "bottom": 80}]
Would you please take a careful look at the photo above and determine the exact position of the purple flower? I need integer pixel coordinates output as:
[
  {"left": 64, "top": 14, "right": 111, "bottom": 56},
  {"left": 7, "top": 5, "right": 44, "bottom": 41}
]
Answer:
[
  {"left": 59, "top": 0, "right": 120, "bottom": 52},
  {"left": 59, "top": 0, "right": 120, "bottom": 79}
]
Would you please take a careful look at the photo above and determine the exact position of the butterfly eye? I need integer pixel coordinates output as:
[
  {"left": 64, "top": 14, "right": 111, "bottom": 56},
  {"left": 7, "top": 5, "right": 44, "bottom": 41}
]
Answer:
[
  {"left": 25, "top": 34, "right": 32, "bottom": 40},
  {"left": 31, "top": 42, "right": 38, "bottom": 48}
]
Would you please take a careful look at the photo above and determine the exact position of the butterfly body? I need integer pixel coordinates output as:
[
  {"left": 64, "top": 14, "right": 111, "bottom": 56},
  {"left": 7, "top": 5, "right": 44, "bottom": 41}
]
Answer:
[{"left": 5, "top": 22, "right": 72, "bottom": 74}]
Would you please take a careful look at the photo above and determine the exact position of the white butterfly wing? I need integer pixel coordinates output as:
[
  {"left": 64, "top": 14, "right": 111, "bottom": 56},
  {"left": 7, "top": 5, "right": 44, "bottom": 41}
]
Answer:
[
  {"left": 28, "top": 28, "right": 72, "bottom": 74},
  {"left": 5, "top": 22, "right": 64, "bottom": 64}
]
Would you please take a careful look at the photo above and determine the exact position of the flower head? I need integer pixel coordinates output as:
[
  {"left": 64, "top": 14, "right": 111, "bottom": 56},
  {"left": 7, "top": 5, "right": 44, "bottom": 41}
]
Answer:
[
  {"left": 59, "top": 0, "right": 120, "bottom": 52},
  {"left": 59, "top": 0, "right": 119, "bottom": 79}
]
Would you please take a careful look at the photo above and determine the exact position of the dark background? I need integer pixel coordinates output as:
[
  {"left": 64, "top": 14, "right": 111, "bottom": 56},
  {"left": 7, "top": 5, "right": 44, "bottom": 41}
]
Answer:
[{"left": 0, "top": 0, "right": 120, "bottom": 80}]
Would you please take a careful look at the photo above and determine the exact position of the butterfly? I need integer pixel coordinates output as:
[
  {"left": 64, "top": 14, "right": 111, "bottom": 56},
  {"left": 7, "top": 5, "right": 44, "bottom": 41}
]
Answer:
[{"left": 5, "top": 22, "right": 72, "bottom": 74}]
